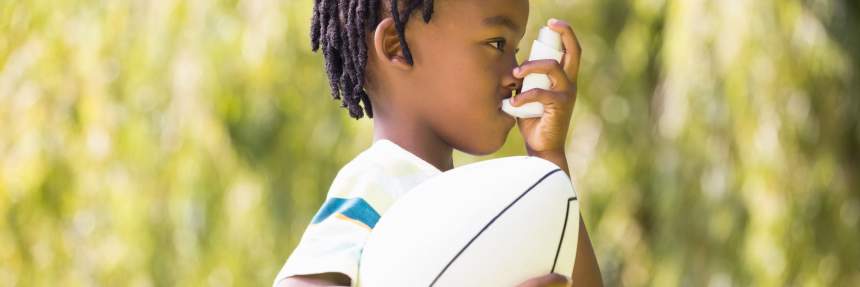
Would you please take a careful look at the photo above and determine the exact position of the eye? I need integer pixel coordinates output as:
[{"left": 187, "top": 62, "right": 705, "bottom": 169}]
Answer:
[{"left": 488, "top": 38, "right": 507, "bottom": 52}]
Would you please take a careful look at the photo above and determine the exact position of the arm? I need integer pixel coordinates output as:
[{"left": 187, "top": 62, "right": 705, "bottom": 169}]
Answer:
[{"left": 572, "top": 216, "right": 602, "bottom": 286}]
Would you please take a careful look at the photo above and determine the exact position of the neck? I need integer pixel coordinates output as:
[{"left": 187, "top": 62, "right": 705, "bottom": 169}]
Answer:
[{"left": 371, "top": 109, "right": 454, "bottom": 172}]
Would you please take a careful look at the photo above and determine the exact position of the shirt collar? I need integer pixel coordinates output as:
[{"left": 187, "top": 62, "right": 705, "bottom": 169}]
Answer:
[{"left": 372, "top": 139, "right": 443, "bottom": 175}]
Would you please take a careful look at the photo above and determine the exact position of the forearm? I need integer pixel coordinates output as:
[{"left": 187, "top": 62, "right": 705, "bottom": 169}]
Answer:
[{"left": 570, "top": 217, "right": 602, "bottom": 286}]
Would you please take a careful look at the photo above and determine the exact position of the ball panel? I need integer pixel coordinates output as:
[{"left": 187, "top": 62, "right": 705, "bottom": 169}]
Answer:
[
  {"left": 358, "top": 156, "right": 579, "bottom": 287},
  {"left": 551, "top": 197, "right": 580, "bottom": 277},
  {"left": 433, "top": 170, "right": 573, "bottom": 286}
]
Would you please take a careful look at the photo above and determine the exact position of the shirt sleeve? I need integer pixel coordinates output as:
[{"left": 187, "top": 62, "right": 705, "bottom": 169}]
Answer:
[
  {"left": 273, "top": 166, "right": 396, "bottom": 286},
  {"left": 272, "top": 203, "right": 373, "bottom": 286}
]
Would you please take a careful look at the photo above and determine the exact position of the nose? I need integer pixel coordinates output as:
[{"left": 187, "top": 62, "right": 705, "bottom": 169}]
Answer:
[{"left": 501, "top": 57, "right": 522, "bottom": 93}]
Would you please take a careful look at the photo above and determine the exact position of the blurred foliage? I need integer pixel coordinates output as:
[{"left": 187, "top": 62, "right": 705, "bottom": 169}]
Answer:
[{"left": 1, "top": 0, "right": 858, "bottom": 286}]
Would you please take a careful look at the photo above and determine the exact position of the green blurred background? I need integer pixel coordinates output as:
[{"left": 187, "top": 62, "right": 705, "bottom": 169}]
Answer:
[{"left": 1, "top": 0, "right": 858, "bottom": 286}]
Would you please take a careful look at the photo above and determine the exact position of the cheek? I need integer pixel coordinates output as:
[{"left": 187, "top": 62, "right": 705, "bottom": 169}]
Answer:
[
  {"left": 425, "top": 51, "right": 495, "bottom": 107},
  {"left": 454, "top": 55, "right": 499, "bottom": 99}
]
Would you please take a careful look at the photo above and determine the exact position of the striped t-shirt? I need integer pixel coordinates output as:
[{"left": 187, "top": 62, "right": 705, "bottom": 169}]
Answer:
[{"left": 273, "top": 139, "right": 442, "bottom": 286}]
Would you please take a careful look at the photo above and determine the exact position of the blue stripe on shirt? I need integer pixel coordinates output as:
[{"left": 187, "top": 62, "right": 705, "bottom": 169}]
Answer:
[{"left": 311, "top": 197, "right": 381, "bottom": 228}]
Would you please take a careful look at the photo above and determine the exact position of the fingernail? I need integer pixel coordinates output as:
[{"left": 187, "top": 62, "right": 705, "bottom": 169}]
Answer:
[
  {"left": 513, "top": 67, "right": 520, "bottom": 75},
  {"left": 548, "top": 18, "right": 558, "bottom": 25}
]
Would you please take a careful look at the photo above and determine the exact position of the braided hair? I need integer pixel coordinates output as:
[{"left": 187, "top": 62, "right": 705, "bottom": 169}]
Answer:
[{"left": 311, "top": 0, "right": 435, "bottom": 119}]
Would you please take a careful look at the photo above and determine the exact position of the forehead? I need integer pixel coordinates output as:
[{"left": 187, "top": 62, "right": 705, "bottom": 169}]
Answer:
[{"left": 432, "top": 0, "right": 529, "bottom": 35}]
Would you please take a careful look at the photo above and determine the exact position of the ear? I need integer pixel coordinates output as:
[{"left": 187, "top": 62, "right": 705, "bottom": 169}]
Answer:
[{"left": 373, "top": 17, "right": 412, "bottom": 71}]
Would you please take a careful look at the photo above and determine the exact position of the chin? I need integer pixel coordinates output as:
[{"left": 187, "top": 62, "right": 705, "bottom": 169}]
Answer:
[
  {"left": 447, "top": 113, "right": 514, "bottom": 155},
  {"left": 459, "top": 131, "right": 510, "bottom": 156}
]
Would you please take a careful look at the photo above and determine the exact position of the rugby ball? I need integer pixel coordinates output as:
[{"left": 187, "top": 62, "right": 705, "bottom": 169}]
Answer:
[{"left": 357, "top": 156, "right": 579, "bottom": 286}]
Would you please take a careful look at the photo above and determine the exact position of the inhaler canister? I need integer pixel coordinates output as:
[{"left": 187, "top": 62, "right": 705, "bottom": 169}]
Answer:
[{"left": 502, "top": 26, "right": 564, "bottom": 118}]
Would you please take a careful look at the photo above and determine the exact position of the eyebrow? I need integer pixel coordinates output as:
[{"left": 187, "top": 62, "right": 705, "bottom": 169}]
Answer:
[{"left": 482, "top": 15, "right": 521, "bottom": 33}]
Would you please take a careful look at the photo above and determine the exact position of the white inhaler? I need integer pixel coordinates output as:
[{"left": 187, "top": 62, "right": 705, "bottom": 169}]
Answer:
[{"left": 502, "top": 26, "right": 564, "bottom": 118}]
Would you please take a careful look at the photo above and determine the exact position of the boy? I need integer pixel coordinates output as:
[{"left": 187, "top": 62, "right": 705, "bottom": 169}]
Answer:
[{"left": 275, "top": 0, "right": 602, "bottom": 286}]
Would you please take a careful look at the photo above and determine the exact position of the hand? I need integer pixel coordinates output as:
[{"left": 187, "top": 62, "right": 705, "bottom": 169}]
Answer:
[
  {"left": 278, "top": 273, "right": 351, "bottom": 287},
  {"left": 515, "top": 273, "right": 570, "bottom": 287},
  {"left": 511, "top": 18, "right": 582, "bottom": 167}
]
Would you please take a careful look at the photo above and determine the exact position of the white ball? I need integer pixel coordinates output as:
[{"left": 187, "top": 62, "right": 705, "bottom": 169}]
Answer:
[{"left": 357, "top": 156, "right": 580, "bottom": 287}]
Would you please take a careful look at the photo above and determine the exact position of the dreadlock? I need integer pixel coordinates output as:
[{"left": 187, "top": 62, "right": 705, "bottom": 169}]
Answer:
[{"left": 311, "top": 0, "right": 435, "bottom": 119}]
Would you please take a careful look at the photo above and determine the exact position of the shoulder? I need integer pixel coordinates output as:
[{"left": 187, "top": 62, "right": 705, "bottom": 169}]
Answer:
[
  {"left": 320, "top": 147, "right": 400, "bottom": 223},
  {"left": 327, "top": 151, "right": 394, "bottom": 198},
  {"left": 323, "top": 140, "right": 440, "bottom": 216}
]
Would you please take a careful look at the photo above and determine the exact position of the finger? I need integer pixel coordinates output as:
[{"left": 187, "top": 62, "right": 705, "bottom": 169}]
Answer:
[
  {"left": 546, "top": 18, "right": 582, "bottom": 81},
  {"left": 515, "top": 273, "right": 569, "bottom": 287},
  {"left": 513, "top": 59, "right": 570, "bottom": 91},
  {"left": 511, "top": 88, "right": 568, "bottom": 107}
]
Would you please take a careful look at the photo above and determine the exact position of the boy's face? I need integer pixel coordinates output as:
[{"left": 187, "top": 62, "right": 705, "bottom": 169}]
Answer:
[{"left": 401, "top": 0, "right": 529, "bottom": 155}]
